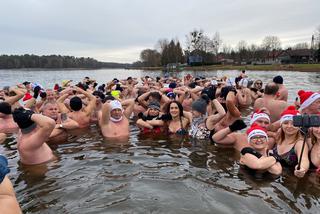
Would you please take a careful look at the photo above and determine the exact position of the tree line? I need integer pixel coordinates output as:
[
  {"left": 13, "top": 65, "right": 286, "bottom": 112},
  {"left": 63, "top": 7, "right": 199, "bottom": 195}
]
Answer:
[
  {"left": 0, "top": 54, "right": 129, "bottom": 69},
  {"left": 135, "top": 26, "right": 320, "bottom": 67}
]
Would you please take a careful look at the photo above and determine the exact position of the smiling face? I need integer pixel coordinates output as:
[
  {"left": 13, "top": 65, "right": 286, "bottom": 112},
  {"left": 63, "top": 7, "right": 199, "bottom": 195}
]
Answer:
[
  {"left": 148, "top": 108, "right": 160, "bottom": 117},
  {"left": 249, "top": 135, "right": 268, "bottom": 150},
  {"left": 110, "top": 108, "right": 123, "bottom": 120},
  {"left": 281, "top": 120, "right": 299, "bottom": 136},
  {"left": 169, "top": 102, "right": 180, "bottom": 118},
  {"left": 306, "top": 98, "right": 320, "bottom": 114},
  {"left": 311, "top": 127, "right": 320, "bottom": 140}
]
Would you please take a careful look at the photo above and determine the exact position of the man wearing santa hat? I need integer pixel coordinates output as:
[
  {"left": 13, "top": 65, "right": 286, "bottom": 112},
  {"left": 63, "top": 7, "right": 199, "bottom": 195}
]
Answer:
[{"left": 298, "top": 90, "right": 320, "bottom": 114}]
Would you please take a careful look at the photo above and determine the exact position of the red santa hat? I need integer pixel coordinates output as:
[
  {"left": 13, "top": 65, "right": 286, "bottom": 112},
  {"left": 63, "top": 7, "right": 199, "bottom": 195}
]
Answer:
[
  {"left": 298, "top": 90, "right": 320, "bottom": 111},
  {"left": 250, "top": 109, "right": 270, "bottom": 125},
  {"left": 280, "top": 106, "right": 300, "bottom": 124},
  {"left": 246, "top": 124, "right": 268, "bottom": 142}
]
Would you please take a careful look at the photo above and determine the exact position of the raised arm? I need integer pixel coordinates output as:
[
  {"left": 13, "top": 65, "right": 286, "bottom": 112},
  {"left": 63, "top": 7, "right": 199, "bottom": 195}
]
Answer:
[
  {"left": 75, "top": 87, "right": 96, "bottom": 116},
  {"left": 6, "top": 87, "right": 25, "bottom": 105},
  {"left": 100, "top": 102, "right": 111, "bottom": 126},
  {"left": 226, "top": 91, "right": 241, "bottom": 118},
  {"left": 122, "top": 99, "right": 135, "bottom": 119},
  {"left": 57, "top": 93, "right": 71, "bottom": 113},
  {"left": 206, "top": 99, "right": 226, "bottom": 130}
]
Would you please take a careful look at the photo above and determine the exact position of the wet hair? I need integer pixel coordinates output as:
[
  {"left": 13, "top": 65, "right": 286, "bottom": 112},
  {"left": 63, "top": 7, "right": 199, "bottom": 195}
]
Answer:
[
  {"left": 166, "top": 101, "right": 184, "bottom": 118},
  {"left": 70, "top": 96, "right": 83, "bottom": 111},
  {"left": 0, "top": 102, "right": 12, "bottom": 115},
  {"left": 92, "top": 90, "right": 105, "bottom": 100},
  {"left": 148, "top": 92, "right": 162, "bottom": 102},
  {"left": 264, "top": 83, "right": 279, "bottom": 95}
]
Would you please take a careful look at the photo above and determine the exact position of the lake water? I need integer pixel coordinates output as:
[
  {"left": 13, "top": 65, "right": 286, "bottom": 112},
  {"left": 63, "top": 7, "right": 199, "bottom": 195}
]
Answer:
[{"left": 0, "top": 68, "right": 320, "bottom": 213}]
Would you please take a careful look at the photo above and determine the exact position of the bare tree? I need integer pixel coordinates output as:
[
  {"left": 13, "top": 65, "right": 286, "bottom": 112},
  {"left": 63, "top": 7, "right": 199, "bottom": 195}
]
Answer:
[
  {"left": 212, "top": 32, "right": 222, "bottom": 56},
  {"left": 261, "top": 36, "right": 282, "bottom": 51},
  {"left": 293, "top": 42, "right": 309, "bottom": 49},
  {"left": 155, "top": 39, "right": 169, "bottom": 54},
  {"left": 185, "top": 29, "right": 205, "bottom": 52}
]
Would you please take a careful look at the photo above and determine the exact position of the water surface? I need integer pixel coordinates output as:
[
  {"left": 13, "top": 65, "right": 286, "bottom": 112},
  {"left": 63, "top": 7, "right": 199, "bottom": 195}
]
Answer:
[{"left": 0, "top": 69, "right": 320, "bottom": 213}]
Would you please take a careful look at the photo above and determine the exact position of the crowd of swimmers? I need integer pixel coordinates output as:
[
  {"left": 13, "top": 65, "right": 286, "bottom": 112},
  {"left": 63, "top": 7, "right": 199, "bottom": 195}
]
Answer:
[{"left": 0, "top": 71, "right": 319, "bottom": 213}]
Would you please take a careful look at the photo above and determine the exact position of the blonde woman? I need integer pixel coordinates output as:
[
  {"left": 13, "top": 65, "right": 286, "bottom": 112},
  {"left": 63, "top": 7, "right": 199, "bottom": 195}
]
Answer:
[{"left": 271, "top": 106, "right": 310, "bottom": 178}]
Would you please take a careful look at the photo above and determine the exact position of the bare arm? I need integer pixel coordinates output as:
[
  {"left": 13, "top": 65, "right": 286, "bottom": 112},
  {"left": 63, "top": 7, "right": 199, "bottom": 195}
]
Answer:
[
  {"left": 76, "top": 87, "right": 96, "bottom": 116},
  {"left": 226, "top": 91, "right": 241, "bottom": 118},
  {"left": 240, "top": 154, "right": 277, "bottom": 170},
  {"left": 100, "top": 102, "right": 111, "bottom": 126},
  {"left": 6, "top": 88, "right": 24, "bottom": 105},
  {"left": 212, "top": 127, "right": 237, "bottom": 145},
  {"left": 206, "top": 99, "right": 226, "bottom": 130},
  {"left": 29, "top": 114, "right": 55, "bottom": 148},
  {"left": 57, "top": 93, "right": 70, "bottom": 113},
  {"left": 294, "top": 140, "right": 310, "bottom": 178},
  {"left": 122, "top": 99, "right": 135, "bottom": 119},
  {"left": 0, "top": 177, "right": 22, "bottom": 214}
]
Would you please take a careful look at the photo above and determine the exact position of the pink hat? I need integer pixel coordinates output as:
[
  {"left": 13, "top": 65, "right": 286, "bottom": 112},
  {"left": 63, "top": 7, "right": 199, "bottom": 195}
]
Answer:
[{"left": 298, "top": 90, "right": 320, "bottom": 111}]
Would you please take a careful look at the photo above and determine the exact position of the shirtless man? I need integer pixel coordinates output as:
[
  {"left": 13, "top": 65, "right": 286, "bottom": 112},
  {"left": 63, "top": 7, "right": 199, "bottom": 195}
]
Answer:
[
  {"left": 12, "top": 107, "right": 55, "bottom": 165},
  {"left": 212, "top": 108, "right": 276, "bottom": 151},
  {"left": 100, "top": 99, "right": 135, "bottom": 138},
  {"left": 0, "top": 155, "right": 21, "bottom": 214},
  {"left": 0, "top": 102, "right": 19, "bottom": 135},
  {"left": 0, "top": 87, "right": 25, "bottom": 109},
  {"left": 298, "top": 90, "right": 320, "bottom": 114},
  {"left": 273, "top": 75, "right": 288, "bottom": 102},
  {"left": 42, "top": 101, "right": 79, "bottom": 143},
  {"left": 57, "top": 86, "right": 96, "bottom": 128},
  {"left": 254, "top": 82, "right": 287, "bottom": 123}
]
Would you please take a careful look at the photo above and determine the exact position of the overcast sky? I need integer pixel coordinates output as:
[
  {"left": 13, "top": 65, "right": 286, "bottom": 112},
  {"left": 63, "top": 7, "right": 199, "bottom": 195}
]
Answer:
[{"left": 0, "top": 0, "right": 319, "bottom": 63}]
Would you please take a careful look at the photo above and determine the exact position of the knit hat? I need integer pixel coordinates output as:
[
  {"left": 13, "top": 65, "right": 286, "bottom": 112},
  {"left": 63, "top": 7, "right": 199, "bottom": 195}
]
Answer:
[
  {"left": 250, "top": 109, "right": 270, "bottom": 125},
  {"left": 148, "top": 101, "right": 160, "bottom": 111},
  {"left": 246, "top": 124, "right": 268, "bottom": 142},
  {"left": 280, "top": 105, "right": 300, "bottom": 124},
  {"left": 110, "top": 100, "right": 123, "bottom": 112},
  {"left": 298, "top": 90, "right": 320, "bottom": 111},
  {"left": 192, "top": 98, "right": 207, "bottom": 115},
  {"left": 273, "top": 75, "right": 283, "bottom": 84}
]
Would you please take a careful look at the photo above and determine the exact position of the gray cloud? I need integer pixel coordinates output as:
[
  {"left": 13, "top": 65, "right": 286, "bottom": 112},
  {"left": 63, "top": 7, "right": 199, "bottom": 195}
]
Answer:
[{"left": 0, "top": 0, "right": 319, "bottom": 62}]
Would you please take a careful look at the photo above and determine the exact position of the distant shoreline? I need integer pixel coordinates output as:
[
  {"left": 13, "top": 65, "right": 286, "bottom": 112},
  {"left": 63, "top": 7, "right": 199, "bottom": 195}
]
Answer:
[{"left": 127, "top": 64, "right": 320, "bottom": 72}]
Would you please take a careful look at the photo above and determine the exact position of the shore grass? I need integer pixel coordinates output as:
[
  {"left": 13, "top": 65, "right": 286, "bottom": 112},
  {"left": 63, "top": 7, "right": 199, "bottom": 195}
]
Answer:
[{"left": 128, "top": 64, "right": 320, "bottom": 72}]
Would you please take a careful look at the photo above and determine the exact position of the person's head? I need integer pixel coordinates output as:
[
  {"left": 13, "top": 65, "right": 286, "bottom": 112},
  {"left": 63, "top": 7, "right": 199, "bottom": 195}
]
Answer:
[
  {"left": 147, "top": 101, "right": 160, "bottom": 117},
  {"left": 166, "top": 92, "right": 176, "bottom": 100},
  {"left": 253, "top": 80, "right": 263, "bottom": 90},
  {"left": 148, "top": 92, "right": 162, "bottom": 102},
  {"left": 127, "top": 76, "right": 133, "bottom": 84},
  {"left": 69, "top": 96, "right": 83, "bottom": 112},
  {"left": 45, "top": 89, "right": 56, "bottom": 101},
  {"left": 42, "top": 101, "right": 59, "bottom": 120},
  {"left": 273, "top": 75, "right": 283, "bottom": 85},
  {"left": 22, "top": 81, "right": 32, "bottom": 90},
  {"left": 191, "top": 98, "right": 207, "bottom": 118},
  {"left": 0, "top": 102, "right": 12, "bottom": 118},
  {"left": 92, "top": 91, "right": 105, "bottom": 104},
  {"left": 166, "top": 101, "right": 183, "bottom": 119},
  {"left": 220, "top": 86, "right": 236, "bottom": 101},
  {"left": 264, "top": 82, "right": 279, "bottom": 96},
  {"left": 278, "top": 106, "right": 301, "bottom": 143},
  {"left": 12, "top": 107, "right": 37, "bottom": 134},
  {"left": 246, "top": 124, "right": 268, "bottom": 151},
  {"left": 250, "top": 109, "right": 270, "bottom": 128},
  {"left": 298, "top": 90, "right": 320, "bottom": 114},
  {"left": 109, "top": 100, "right": 123, "bottom": 120}
]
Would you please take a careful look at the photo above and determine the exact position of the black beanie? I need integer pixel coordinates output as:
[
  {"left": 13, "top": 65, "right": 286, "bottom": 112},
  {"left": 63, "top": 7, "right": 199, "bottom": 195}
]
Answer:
[
  {"left": 192, "top": 98, "right": 207, "bottom": 115},
  {"left": 0, "top": 102, "right": 12, "bottom": 115},
  {"left": 70, "top": 96, "right": 83, "bottom": 111},
  {"left": 273, "top": 75, "right": 283, "bottom": 84}
]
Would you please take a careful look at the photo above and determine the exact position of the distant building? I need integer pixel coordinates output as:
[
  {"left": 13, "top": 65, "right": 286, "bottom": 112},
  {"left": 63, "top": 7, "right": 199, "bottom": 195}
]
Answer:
[{"left": 277, "top": 49, "right": 313, "bottom": 64}]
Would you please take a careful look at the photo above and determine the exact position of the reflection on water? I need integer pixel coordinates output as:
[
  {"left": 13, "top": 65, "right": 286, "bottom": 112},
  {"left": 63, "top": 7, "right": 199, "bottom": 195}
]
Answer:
[{"left": 0, "top": 69, "right": 320, "bottom": 213}]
